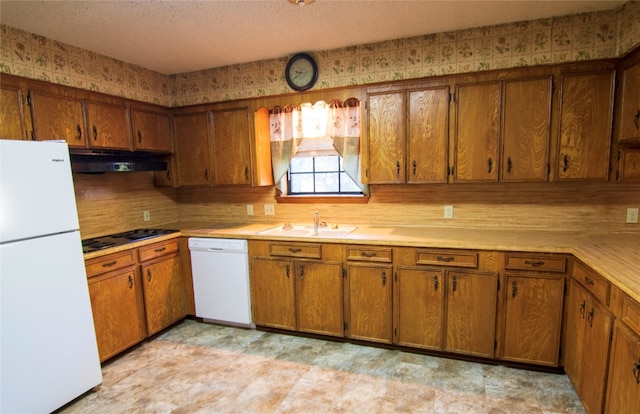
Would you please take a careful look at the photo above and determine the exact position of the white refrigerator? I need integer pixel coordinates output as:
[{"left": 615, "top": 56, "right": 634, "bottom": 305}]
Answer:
[{"left": 0, "top": 140, "right": 102, "bottom": 413}]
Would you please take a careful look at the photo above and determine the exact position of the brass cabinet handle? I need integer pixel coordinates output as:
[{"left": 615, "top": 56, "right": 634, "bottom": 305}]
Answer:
[
  {"left": 102, "top": 260, "right": 117, "bottom": 268},
  {"left": 412, "top": 160, "right": 417, "bottom": 175},
  {"left": 584, "top": 276, "right": 595, "bottom": 286},
  {"left": 579, "top": 300, "right": 586, "bottom": 319},
  {"left": 288, "top": 248, "right": 301, "bottom": 253},
  {"left": 92, "top": 125, "right": 98, "bottom": 140},
  {"left": 285, "top": 265, "right": 290, "bottom": 278},
  {"left": 154, "top": 247, "right": 166, "bottom": 253},
  {"left": 433, "top": 275, "right": 438, "bottom": 291},
  {"left": 512, "top": 281, "right": 517, "bottom": 298},
  {"left": 166, "top": 168, "right": 171, "bottom": 180},
  {"left": 128, "top": 275, "right": 133, "bottom": 289},
  {"left": 137, "top": 130, "right": 142, "bottom": 143},
  {"left": 147, "top": 269, "right": 152, "bottom": 282},
  {"left": 361, "top": 251, "right": 377, "bottom": 258},
  {"left": 76, "top": 124, "right": 82, "bottom": 140},
  {"left": 437, "top": 255, "right": 455, "bottom": 262},
  {"left": 452, "top": 276, "right": 457, "bottom": 292},
  {"left": 245, "top": 166, "right": 249, "bottom": 181},
  {"left": 562, "top": 154, "right": 569, "bottom": 172},
  {"left": 507, "top": 157, "right": 512, "bottom": 173},
  {"left": 633, "top": 359, "right": 640, "bottom": 384},
  {"left": 634, "top": 110, "right": 640, "bottom": 130},
  {"left": 487, "top": 158, "right": 493, "bottom": 173},
  {"left": 524, "top": 260, "right": 545, "bottom": 267},
  {"left": 587, "top": 308, "right": 594, "bottom": 327},
  {"left": 299, "top": 265, "right": 305, "bottom": 280},
  {"left": 381, "top": 271, "right": 386, "bottom": 286},
  {"left": 204, "top": 168, "right": 208, "bottom": 180},
  {"left": 396, "top": 160, "right": 401, "bottom": 175}
]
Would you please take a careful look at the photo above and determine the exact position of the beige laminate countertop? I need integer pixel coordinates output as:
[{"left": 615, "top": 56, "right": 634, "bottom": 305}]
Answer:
[{"left": 181, "top": 223, "right": 639, "bottom": 304}]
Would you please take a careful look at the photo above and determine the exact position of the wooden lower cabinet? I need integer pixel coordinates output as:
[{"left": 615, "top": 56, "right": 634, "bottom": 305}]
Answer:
[
  {"left": 140, "top": 251, "right": 184, "bottom": 336},
  {"left": 502, "top": 273, "right": 564, "bottom": 366},
  {"left": 250, "top": 257, "right": 297, "bottom": 330},
  {"left": 347, "top": 263, "right": 393, "bottom": 343},
  {"left": 605, "top": 322, "right": 640, "bottom": 414},
  {"left": 88, "top": 268, "right": 147, "bottom": 361},
  {"left": 445, "top": 270, "right": 497, "bottom": 358},
  {"left": 296, "top": 260, "right": 344, "bottom": 337},
  {"left": 565, "top": 279, "right": 613, "bottom": 414}
]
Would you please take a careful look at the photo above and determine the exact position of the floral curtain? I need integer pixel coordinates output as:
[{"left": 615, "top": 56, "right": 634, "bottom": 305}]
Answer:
[{"left": 268, "top": 98, "right": 368, "bottom": 194}]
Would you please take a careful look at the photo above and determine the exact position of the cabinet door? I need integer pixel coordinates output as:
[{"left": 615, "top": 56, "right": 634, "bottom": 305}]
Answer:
[
  {"left": 141, "top": 253, "right": 184, "bottom": 336},
  {"left": 605, "top": 322, "right": 640, "bottom": 414},
  {"left": 619, "top": 149, "right": 640, "bottom": 182},
  {"left": 85, "top": 101, "right": 132, "bottom": 150},
  {"left": 618, "top": 60, "right": 640, "bottom": 145},
  {"left": 132, "top": 109, "right": 172, "bottom": 152},
  {"left": 557, "top": 72, "right": 614, "bottom": 181},
  {"left": 502, "top": 274, "right": 564, "bottom": 366},
  {"left": 29, "top": 91, "right": 86, "bottom": 147},
  {"left": 396, "top": 267, "right": 444, "bottom": 350},
  {"left": 347, "top": 263, "right": 393, "bottom": 343},
  {"left": 564, "top": 280, "right": 590, "bottom": 390},
  {"left": 454, "top": 81, "right": 500, "bottom": 182},
  {"left": 211, "top": 108, "right": 251, "bottom": 185},
  {"left": 174, "top": 112, "right": 211, "bottom": 186},
  {"left": 296, "top": 260, "right": 344, "bottom": 337},
  {"left": 154, "top": 156, "right": 177, "bottom": 187},
  {"left": 0, "top": 84, "right": 27, "bottom": 140},
  {"left": 445, "top": 270, "right": 497, "bottom": 357},
  {"left": 407, "top": 86, "right": 449, "bottom": 183},
  {"left": 88, "top": 268, "right": 146, "bottom": 362},
  {"left": 501, "top": 77, "right": 552, "bottom": 182},
  {"left": 250, "top": 257, "right": 296, "bottom": 330},
  {"left": 367, "top": 92, "right": 405, "bottom": 183},
  {"left": 580, "top": 296, "right": 613, "bottom": 414}
]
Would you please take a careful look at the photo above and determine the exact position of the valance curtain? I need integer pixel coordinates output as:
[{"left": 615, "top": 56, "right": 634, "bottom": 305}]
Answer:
[{"left": 268, "top": 98, "right": 368, "bottom": 195}]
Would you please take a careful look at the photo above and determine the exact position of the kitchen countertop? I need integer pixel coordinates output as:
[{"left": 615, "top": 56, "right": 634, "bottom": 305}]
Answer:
[{"left": 85, "top": 222, "right": 639, "bottom": 304}]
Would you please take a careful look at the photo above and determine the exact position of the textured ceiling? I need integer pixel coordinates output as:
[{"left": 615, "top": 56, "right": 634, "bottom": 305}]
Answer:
[{"left": 0, "top": 0, "right": 625, "bottom": 75}]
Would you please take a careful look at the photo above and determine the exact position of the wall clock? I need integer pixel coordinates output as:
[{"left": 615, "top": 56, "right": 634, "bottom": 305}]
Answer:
[{"left": 285, "top": 53, "right": 318, "bottom": 91}]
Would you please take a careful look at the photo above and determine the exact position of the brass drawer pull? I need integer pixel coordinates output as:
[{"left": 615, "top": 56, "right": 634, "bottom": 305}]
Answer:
[
  {"left": 584, "top": 276, "right": 595, "bottom": 286},
  {"left": 361, "top": 251, "right": 378, "bottom": 258},
  {"left": 102, "top": 260, "right": 117, "bottom": 268},
  {"left": 437, "top": 255, "right": 455, "bottom": 262},
  {"left": 524, "top": 260, "right": 545, "bottom": 267},
  {"left": 288, "top": 248, "right": 302, "bottom": 253},
  {"left": 154, "top": 247, "right": 166, "bottom": 253}
]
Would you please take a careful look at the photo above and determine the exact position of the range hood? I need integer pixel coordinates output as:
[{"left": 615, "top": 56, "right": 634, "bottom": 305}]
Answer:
[{"left": 70, "top": 149, "right": 168, "bottom": 173}]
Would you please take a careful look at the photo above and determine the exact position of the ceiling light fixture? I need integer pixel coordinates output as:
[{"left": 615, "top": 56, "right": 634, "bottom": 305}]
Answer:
[{"left": 288, "top": 0, "right": 315, "bottom": 6}]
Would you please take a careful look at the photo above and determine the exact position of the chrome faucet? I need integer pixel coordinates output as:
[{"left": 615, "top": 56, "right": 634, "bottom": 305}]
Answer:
[{"left": 313, "top": 210, "right": 319, "bottom": 234}]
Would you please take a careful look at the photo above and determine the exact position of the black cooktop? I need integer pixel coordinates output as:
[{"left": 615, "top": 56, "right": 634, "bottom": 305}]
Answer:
[{"left": 82, "top": 228, "right": 178, "bottom": 253}]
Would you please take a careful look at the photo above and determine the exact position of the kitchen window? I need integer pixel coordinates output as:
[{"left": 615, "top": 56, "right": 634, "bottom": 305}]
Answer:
[{"left": 288, "top": 155, "right": 362, "bottom": 195}]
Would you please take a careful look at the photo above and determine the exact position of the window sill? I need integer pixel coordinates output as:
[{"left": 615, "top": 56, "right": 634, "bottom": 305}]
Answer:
[{"left": 275, "top": 195, "right": 370, "bottom": 204}]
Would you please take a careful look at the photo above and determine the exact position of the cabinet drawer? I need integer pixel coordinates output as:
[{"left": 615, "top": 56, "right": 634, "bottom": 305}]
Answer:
[
  {"left": 269, "top": 242, "right": 321, "bottom": 259},
  {"left": 346, "top": 246, "right": 392, "bottom": 262},
  {"left": 85, "top": 250, "right": 136, "bottom": 277},
  {"left": 505, "top": 253, "right": 566, "bottom": 273},
  {"left": 415, "top": 249, "right": 477, "bottom": 268},
  {"left": 138, "top": 238, "right": 179, "bottom": 262},
  {"left": 573, "top": 261, "right": 610, "bottom": 305},
  {"left": 622, "top": 295, "right": 640, "bottom": 336}
]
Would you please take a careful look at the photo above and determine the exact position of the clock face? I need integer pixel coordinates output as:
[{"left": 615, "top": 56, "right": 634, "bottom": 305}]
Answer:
[{"left": 286, "top": 54, "right": 318, "bottom": 91}]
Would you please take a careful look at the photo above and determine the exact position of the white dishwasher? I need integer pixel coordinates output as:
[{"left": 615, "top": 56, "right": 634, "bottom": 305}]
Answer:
[{"left": 188, "top": 238, "right": 253, "bottom": 327}]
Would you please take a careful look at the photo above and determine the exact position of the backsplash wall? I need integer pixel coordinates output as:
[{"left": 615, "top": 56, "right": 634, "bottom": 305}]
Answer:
[{"left": 1, "top": 1, "right": 639, "bottom": 106}]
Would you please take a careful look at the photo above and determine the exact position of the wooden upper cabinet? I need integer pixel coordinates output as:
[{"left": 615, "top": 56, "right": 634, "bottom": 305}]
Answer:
[
  {"left": 367, "top": 92, "right": 405, "bottom": 183},
  {"left": 618, "top": 58, "right": 640, "bottom": 145},
  {"left": 501, "top": 77, "right": 552, "bottom": 182},
  {"left": 619, "top": 149, "right": 640, "bottom": 181},
  {"left": 453, "top": 81, "right": 501, "bottom": 182},
  {"left": 174, "top": 111, "right": 211, "bottom": 186},
  {"left": 131, "top": 109, "right": 172, "bottom": 153},
  {"left": 85, "top": 101, "right": 131, "bottom": 150},
  {"left": 408, "top": 86, "right": 450, "bottom": 183},
  {"left": 211, "top": 108, "right": 251, "bottom": 185},
  {"left": 29, "top": 90, "right": 86, "bottom": 147},
  {"left": 557, "top": 71, "right": 614, "bottom": 181},
  {"left": 0, "top": 84, "right": 27, "bottom": 140}
]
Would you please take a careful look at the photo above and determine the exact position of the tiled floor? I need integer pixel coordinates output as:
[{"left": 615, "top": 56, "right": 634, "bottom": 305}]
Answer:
[{"left": 60, "top": 319, "right": 585, "bottom": 413}]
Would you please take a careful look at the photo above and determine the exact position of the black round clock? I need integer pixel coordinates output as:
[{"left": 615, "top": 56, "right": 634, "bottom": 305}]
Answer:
[{"left": 285, "top": 53, "right": 318, "bottom": 91}]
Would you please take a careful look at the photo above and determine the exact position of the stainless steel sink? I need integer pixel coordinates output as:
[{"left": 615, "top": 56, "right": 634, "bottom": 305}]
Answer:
[{"left": 257, "top": 225, "right": 357, "bottom": 238}]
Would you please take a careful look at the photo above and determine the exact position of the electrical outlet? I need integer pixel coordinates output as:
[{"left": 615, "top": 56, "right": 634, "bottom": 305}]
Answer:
[
  {"left": 444, "top": 205, "right": 453, "bottom": 219},
  {"left": 264, "top": 204, "right": 275, "bottom": 216},
  {"left": 627, "top": 207, "right": 639, "bottom": 224},
  {"left": 247, "top": 205, "right": 254, "bottom": 216},
  {"left": 143, "top": 210, "right": 150, "bottom": 222}
]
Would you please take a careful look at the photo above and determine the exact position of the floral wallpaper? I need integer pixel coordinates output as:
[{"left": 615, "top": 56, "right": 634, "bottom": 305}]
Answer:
[{"left": 1, "top": 1, "right": 639, "bottom": 107}]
